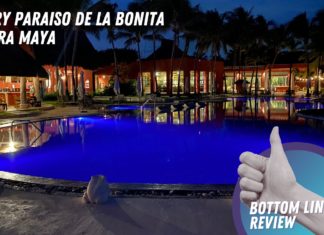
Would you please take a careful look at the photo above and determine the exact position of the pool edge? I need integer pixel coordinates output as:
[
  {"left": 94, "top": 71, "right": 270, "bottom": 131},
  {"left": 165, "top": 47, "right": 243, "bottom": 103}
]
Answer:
[{"left": 0, "top": 171, "right": 235, "bottom": 199}]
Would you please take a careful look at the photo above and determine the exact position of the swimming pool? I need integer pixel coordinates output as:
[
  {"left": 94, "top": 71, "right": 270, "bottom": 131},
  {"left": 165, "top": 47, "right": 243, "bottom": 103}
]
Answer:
[{"left": 0, "top": 98, "right": 323, "bottom": 185}]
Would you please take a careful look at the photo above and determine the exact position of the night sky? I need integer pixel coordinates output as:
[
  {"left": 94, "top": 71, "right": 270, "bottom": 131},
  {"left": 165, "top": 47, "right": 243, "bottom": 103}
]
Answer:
[{"left": 88, "top": 0, "right": 324, "bottom": 55}]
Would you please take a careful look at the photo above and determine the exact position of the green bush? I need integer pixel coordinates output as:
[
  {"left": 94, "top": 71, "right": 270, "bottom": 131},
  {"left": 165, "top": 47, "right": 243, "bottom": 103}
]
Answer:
[
  {"left": 43, "top": 93, "right": 58, "bottom": 101},
  {"left": 121, "top": 80, "right": 136, "bottom": 96},
  {"left": 95, "top": 80, "right": 136, "bottom": 96}
]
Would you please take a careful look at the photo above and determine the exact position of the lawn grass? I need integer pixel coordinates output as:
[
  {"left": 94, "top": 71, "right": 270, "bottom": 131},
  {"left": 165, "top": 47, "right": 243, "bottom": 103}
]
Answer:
[
  {"left": 0, "top": 112, "right": 16, "bottom": 118},
  {"left": 0, "top": 110, "right": 41, "bottom": 119},
  {"left": 43, "top": 101, "right": 60, "bottom": 106}
]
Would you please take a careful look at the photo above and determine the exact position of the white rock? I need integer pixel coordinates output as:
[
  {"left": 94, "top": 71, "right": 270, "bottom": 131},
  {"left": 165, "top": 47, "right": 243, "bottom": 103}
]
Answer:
[{"left": 83, "top": 175, "right": 109, "bottom": 204}]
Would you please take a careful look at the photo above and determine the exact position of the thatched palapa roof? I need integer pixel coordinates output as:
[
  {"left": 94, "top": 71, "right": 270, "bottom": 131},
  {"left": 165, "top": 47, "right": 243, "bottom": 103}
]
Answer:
[
  {"left": 145, "top": 39, "right": 187, "bottom": 61},
  {"left": 0, "top": 44, "right": 48, "bottom": 78}
]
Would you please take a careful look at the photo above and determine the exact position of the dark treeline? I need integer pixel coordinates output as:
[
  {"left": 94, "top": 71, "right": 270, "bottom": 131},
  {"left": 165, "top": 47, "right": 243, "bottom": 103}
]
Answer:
[{"left": 1, "top": 0, "right": 324, "bottom": 96}]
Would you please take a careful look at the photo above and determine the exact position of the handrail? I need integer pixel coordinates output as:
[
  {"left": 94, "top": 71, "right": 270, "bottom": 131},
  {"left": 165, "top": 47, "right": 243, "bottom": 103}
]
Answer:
[
  {"left": 9, "top": 119, "right": 44, "bottom": 149},
  {"left": 141, "top": 98, "right": 152, "bottom": 109},
  {"left": 140, "top": 96, "right": 157, "bottom": 120}
]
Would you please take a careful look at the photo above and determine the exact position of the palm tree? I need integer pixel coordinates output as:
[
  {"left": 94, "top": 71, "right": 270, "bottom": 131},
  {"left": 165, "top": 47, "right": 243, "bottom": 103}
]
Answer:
[
  {"left": 223, "top": 7, "right": 256, "bottom": 94},
  {"left": 176, "top": 5, "right": 203, "bottom": 96},
  {"left": 150, "top": 0, "right": 192, "bottom": 96},
  {"left": 140, "top": 0, "right": 169, "bottom": 94},
  {"left": 18, "top": 0, "right": 110, "bottom": 101},
  {"left": 44, "top": 0, "right": 92, "bottom": 102},
  {"left": 93, "top": 2, "right": 120, "bottom": 94},
  {"left": 117, "top": 27, "right": 146, "bottom": 96},
  {"left": 68, "top": 0, "right": 114, "bottom": 102},
  {"left": 107, "top": 26, "right": 119, "bottom": 88},
  {"left": 264, "top": 21, "right": 300, "bottom": 96},
  {"left": 245, "top": 15, "right": 269, "bottom": 95},
  {"left": 287, "top": 12, "right": 313, "bottom": 97},
  {"left": 203, "top": 10, "right": 225, "bottom": 95},
  {"left": 188, "top": 9, "right": 225, "bottom": 96},
  {"left": 117, "top": 2, "right": 149, "bottom": 96},
  {"left": 169, "top": 0, "right": 193, "bottom": 96},
  {"left": 143, "top": 30, "right": 165, "bottom": 93},
  {"left": 194, "top": 34, "right": 210, "bottom": 95},
  {"left": 311, "top": 10, "right": 324, "bottom": 96}
]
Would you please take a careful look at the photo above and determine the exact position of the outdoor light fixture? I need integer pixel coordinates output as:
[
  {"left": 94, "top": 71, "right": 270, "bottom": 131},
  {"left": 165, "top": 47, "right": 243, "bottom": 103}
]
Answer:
[{"left": 5, "top": 141, "right": 17, "bottom": 153}]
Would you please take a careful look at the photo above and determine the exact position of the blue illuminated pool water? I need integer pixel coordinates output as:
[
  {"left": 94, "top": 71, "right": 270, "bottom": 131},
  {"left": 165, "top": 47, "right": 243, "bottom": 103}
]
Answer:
[{"left": 0, "top": 98, "right": 323, "bottom": 184}]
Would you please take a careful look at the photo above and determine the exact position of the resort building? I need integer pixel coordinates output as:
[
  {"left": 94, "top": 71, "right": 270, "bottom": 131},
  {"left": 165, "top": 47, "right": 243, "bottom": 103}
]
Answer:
[
  {"left": 224, "top": 52, "right": 324, "bottom": 95},
  {"left": 0, "top": 17, "right": 98, "bottom": 104},
  {"left": 0, "top": 44, "right": 48, "bottom": 107},
  {"left": 95, "top": 40, "right": 224, "bottom": 95},
  {"left": 44, "top": 65, "right": 95, "bottom": 95},
  {"left": 1, "top": 24, "right": 322, "bottom": 106},
  {"left": 224, "top": 64, "right": 307, "bottom": 94}
]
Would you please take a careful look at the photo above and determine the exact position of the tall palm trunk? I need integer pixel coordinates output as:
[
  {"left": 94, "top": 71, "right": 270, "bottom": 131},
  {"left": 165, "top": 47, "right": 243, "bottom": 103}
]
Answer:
[
  {"left": 110, "top": 31, "right": 119, "bottom": 85},
  {"left": 268, "top": 67, "right": 272, "bottom": 95},
  {"left": 238, "top": 47, "right": 242, "bottom": 94},
  {"left": 196, "top": 43, "right": 206, "bottom": 95},
  {"left": 288, "top": 63, "right": 292, "bottom": 96},
  {"left": 137, "top": 39, "right": 143, "bottom": 96},
  {"left": 211, "top": 44, "right": 218, "bottom": 95},
  {"left": 315, "top": 55, "right": 323, "bottom": 96},
  {"left": 71, "top": 29, "right": 79, "bottom": 102},
  {"left": 64, "top": 30, "right": 69, "bottom": 99},
  {"left": 269, "top": 51, "right": 280, "bottom": 94},
  {"left": 177, "top": 37, "right": 190, "bottom": 96},
  {"left": 255, "top": 66, "right": 258, "bottom": 97},
  {"left": 306, "top": 49, "right": 311, "bottom": 97},
  {"left": 152, "top": 31, "right": 158, "bottom": 93},
  {"left": 243, "top": 58, "right": 247, "bottom": 95},
  {"left": 232, "top": 70, "right": 235, "bottom": 95},
  {"left": 169, "top": 31, "right": 179, "bottom": 96},
  {"left": 250, "top": 69, "right": 255, "bottom": 95},
  {"left": 224, "top": 75, "right": 228, "bottom": 94},
  {"left": 233, "top": 47, "right": 240, "bottom": 94},
  {"left": 193, "top": 49, "right": 202, "bottom": 95}
]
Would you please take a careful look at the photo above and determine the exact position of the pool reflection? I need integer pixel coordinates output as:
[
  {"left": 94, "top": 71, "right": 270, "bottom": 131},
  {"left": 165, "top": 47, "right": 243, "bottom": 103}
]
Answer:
[
  {"left": 0, "top": 118, "right": 92, "bottom": 154},
  {"left": 142, "top": 97, "right": 323, "bottom": 125},
  {"left": 0, "top": 98, "right": 322, "bottom": 155}
]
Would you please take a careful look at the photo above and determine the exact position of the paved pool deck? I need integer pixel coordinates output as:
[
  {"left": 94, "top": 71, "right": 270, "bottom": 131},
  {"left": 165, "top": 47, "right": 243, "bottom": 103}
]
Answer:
[{"left": 0, "top": 188, "right": 235, "bottom": 235}]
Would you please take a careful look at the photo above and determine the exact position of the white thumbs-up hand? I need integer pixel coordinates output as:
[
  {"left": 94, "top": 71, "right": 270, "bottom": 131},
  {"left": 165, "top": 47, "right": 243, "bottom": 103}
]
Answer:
[
  {"left": 238, "top": 126, "right": 297, "bottom": 205},
  {"left": 238, "top": 126, "right": 324, "bottom": 235}
]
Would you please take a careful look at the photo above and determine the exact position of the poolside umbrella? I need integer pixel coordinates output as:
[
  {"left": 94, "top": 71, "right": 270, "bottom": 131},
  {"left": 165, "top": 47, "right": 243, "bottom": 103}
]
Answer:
[
  {"left": 58, "top": 79, "right": 64, "bottom": 97},
  {"left": 136, "top": 76, "right": 142, "bottom": 97},
  {"left": 113, "top": 75, "right": 120, "bottom": 96},
  {"left": 78, "top": 71, "right": 85, "bottom": 101},
  {"left": 56, "top": 68, "right": 64, "bottom": 98},
  {"left": 29, "top": 85, "right": 35, "bottom": 96}
]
